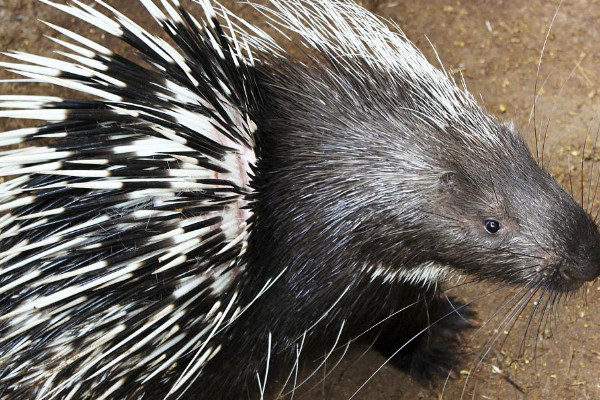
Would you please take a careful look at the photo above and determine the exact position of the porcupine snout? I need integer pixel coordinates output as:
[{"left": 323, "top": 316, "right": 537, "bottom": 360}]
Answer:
[
  {"left": 542, "top": 192, "right": 600, "bottom": 291},
  {"left": 555, "top": 223, "right": 600, "bottom": 290}
]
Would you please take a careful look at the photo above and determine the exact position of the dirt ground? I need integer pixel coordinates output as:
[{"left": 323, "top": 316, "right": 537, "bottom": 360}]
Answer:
[{"left": 1, "top": 0, "right": 600, "bottom": 399}]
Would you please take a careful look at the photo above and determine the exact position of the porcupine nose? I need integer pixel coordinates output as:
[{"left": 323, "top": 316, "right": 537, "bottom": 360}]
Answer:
[
  {"left": 559, "top": 244, "right": 600, "bottom": 286},
  {"left": 560, "top": 265, "right": 599, "bottom": 284}
]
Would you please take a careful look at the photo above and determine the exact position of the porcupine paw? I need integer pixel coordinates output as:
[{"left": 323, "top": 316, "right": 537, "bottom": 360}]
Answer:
[
  {"left": 376, "top": 298, "right": 479, "bottom": 385},
  {"left": 397, "top": 338, "right": 463, "bottom": 384},
  {"left": 429, "top": 298, "right": 479, "bottom": 345}
]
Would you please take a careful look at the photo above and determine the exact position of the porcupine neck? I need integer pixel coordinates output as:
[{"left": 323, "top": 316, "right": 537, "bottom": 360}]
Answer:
[{"left": 246, "top": 60, "right": 455, "bottom": 283}]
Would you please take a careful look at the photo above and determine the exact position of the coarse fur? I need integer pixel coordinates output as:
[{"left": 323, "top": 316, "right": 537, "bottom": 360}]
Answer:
[{"left": 0, "top": 1, "right": 599, "bottom": 399}]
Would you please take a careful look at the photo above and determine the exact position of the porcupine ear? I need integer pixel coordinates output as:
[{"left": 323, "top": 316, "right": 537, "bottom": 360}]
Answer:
[{"left": 0, "top": 0, "right": 262, "bottom": 398}]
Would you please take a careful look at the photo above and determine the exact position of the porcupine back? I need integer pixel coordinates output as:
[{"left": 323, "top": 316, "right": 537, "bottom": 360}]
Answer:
[
  {"left": 2, "top": 1, "right": 600, "bottom": 400},
  {"left": 0, "top": 0, "right": 263, "bottom": 398}
]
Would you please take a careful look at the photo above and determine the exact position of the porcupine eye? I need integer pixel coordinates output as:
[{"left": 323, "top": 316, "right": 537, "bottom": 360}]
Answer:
[{"left": 484, "top": 219, "right": 501, "bottom": 234}]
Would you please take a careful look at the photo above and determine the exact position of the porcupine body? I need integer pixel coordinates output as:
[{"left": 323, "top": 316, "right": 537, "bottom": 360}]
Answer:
[{"left": 1, "top": 0, "right": 600, "bottom": 399}]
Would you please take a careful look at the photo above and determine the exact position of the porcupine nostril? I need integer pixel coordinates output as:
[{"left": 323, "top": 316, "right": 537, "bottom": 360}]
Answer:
[
  {"left": 559, "top": 263, "right": 599, "bottom": 286},
  {"left": 564, "top": 240, "right": 600, "bottom": 283}
]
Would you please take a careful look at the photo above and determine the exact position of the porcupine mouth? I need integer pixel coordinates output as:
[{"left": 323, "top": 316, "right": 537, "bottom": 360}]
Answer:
[
  {"left": 554, "top": 268, "right": 589, "bottom": 292},
  {"left": 534, "top": 264, "right": 590, "bottom": 293}
]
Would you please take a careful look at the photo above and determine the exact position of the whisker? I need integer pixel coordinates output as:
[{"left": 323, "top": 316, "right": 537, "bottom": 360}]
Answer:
[
  {"left": 531, "top": 0, "right": 562, "bottom": 165},
  {"left": 459, "top": 285, "right": 537, "bottom": 399},
  {"left": 587, "top": 129, "right": 600, "bottom": 214}
]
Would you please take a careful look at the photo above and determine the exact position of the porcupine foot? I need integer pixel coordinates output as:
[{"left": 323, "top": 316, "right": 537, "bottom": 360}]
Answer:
[{"left": 374, "top": 296, "right": 479, "bottom": 385}]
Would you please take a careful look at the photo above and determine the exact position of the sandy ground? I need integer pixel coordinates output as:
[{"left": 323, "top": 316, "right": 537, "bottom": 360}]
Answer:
[{"left": 1, "top": 0, "right": 600, "bottom": 399}]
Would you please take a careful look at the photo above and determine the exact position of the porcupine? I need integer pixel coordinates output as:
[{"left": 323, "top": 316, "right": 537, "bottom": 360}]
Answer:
[{"left": 0, "top": 0, "right": 599, "bottom": 399}]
